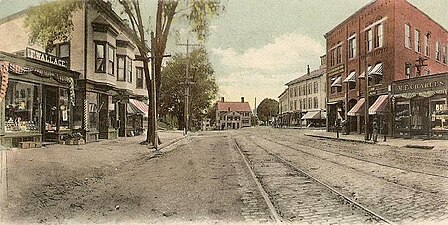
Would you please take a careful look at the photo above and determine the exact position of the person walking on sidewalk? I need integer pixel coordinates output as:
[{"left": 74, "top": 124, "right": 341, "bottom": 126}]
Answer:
[{"left": 372, "top": 118, "right": 379, "bottom": 143}]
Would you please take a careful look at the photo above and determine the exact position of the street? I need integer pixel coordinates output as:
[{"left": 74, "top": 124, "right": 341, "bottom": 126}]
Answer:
[{"left": 1, "top": 127, "right": 447, "bottom": 224}]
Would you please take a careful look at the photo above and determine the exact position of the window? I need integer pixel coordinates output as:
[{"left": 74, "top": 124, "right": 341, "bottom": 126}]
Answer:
[
  {"left": 302, "top": 85, "right": 306, "bottom": 95},
  {"left": 424, "top": 34, "right": 430, "bottom": 57},
  {"left": 443, "top": 46, "right": 447, "bottom": 64},
  {"left": 330, "top": 49, "right": 336, "bottom": 66},
  {"left": 299, "top": 99, "right": 302, "bottom": 110},
  {"left": 290, "top": 101, "right": 293, "bottom": 111},
  {"left": 348, "top": 36, "right": 356, "bottom": 59},
  {"left": 436, "top": 42, "right": 440, "bottom": 61},
  {"left": 313, "top": 82, "right": 318, "bottom": 93},
  {"left": 117, "top": 56, "right": 126, "bottom": 81},
  {"left": 108, "top": 45, "right": 115, "bottom": 75},
  {"left": 405, "top": 24, "right": 411, "bottom": 48},
  {"left": 375, "top": 23, "right": 383, "bottom": 48},
  {"left": 5, "top": 81, "right": 40, "bottom": 133},
  {"left": 59, "top": 43, "right": 70, "bottom": 58},
  {"left": 136, "top": 67, "right": 144, "bottom": 89},
  {"left": 336, "top": 45, "right": 342, "bottom": 64},
  {"left": 405, "top": 63, "right": 412, "bottom": 79},
  {"left": 95, "top": 43, "right": 106, "bottom": 72},
  {"left": 294, "top": 87, "right": 298, "bottom": 97},
  {"left": 307, "top": 83, "right": 312, "bottom": 95},
  {"left": 308, "top": 97, "right": 312, "bottom": 109},
  {"left": 290, "top": 89, "right": 293, "bottom": 97},
  {"left": 414, "top": 30, "right": 421, "bottom": 52},
  {"left": 303, "top": 99, "right": 307, "bottom": 110},
  {"left": 87, "top": 92, "right": 99, "bottom": 131},
  {"left": 313, "top": 97, "right": 318, "bottom": 109},
  {"left": 367, "top": 28, "right": 373, "bottom": 51},
  {"left": 126, "top": 57, "right": 132, "bottom": 83},
  {"left": 294, "top": 100, "right": 297, "bottom": 110},
  {"left": 298, "top": 86, "right": 301, "bottom": 96},
  {"left": 425, "top": 69, "right": 430, "bottom": 76}
]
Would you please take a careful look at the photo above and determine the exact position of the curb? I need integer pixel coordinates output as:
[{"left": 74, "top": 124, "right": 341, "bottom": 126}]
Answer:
[
  {"left": 159, "top": 135, "right": 188, "bottom": 152},
  {"left": 304, "top": 133, "right": 376, "bottom": 144}
]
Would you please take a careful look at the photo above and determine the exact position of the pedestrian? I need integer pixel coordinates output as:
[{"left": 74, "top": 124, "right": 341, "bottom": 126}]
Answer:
[
  {"left": 335, "top": 118, "right": 341, "bottom": 139},
  {"left": 372, "top": 118, "right": 379, "bottom": 143}
]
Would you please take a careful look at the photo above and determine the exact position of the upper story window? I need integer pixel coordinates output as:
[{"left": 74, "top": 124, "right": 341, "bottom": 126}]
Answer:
[
  {"left": 298, "top": 86, "right": 301, "bottom": 96},
  {"left": 308, "top": 97, "right": 312, "bottom": 109},
  {"left": 294, "top": 87, "right": 298, "bottom": 97},
  {"left": 330, "top": 48, "right": 336, "bottom": 66},
  {"left": 424, "top": 34, "right": 430, "bottom": 57},
  {"left": 443, "top": 45, "right": 447, "bottom": 64},
  {"left": 336, "top": 45, "right": 342, "bottom": 64},
  {"left": 313, "top": 97, "right": 318, "bottom": 109},
  {"left": 108, "top": 45, "right": 115, "bottom": 75},
  {"left": 307, "top": 83, "right": 312, "bottom": 95},
  {"left": 414, "top": 30, "right": 421, "bottom": 53},
  {"left": 126, "top": 57, "right": 133, "bottom": 83},
  {"left": 313, "top": 82, "right": 318, "bottom": 94},
  {"left": 375, "top": 23, "right": 383, "bottom": 48},
  {"left": 366, "top": 28, "right": 373, "bottom": 51},
  {"left": 294, "top": 100, "right": 297, "bottom": 110},
  {"left": 136, "top": 67, "right": 144, "bottom": 89},
  {"left": 117, "top": 55, "right": 126, "bottom": 81},
  {"left": 59, "top": 43, "right": 70, "bottom": 58},
  {"left": 405, "top": 24, "right": 411, "bottom": 49},
  {"left": 405, "top": 63, "right": 413, "bottom": 79},
  {"left": 435, "top": 42, "right": 441, "bottom": 61},
  {"left": 348, "top": 36, "right": 356, "bottom": 59},
  {"left": 95, "top": 43, "right": 106, "bottom": 73},
  {"left": 289, "top": 88, "right": 293, "bottom": 97}
]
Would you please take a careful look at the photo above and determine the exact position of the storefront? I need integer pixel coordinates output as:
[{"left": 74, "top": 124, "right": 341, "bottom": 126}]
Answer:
[
  {"left": 326, "top": 100, "right": 344, "bottom": 132},
  {"left": 0, "top": 50, "right": 79, "bottom": 147},
  {"left": 392, "top": 73, "right": 448, "bottom": 139}
]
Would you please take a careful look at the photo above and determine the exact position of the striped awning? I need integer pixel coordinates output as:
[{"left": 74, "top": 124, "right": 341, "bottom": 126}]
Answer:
[
  {"left": 331, "top": 76, "right": 342, "bottom": 87},
  {"left": 347, "top": 98, "right": 365, "bottom": 116},
  {"left": 129, "top": 99, "right": 149, "bottom": 117},
  {"left": 369, "top": 95, "right": 388, "bottom": 115},
  {"left": 369, "top": 63, "right": 383, "bottom": 76},
  {"left": 301, "top": 111, "right": 322, "bottom": 120},
  {"left": 358, "top": 66, "right": 372, "bottom": 79},
  {"left": 343, "top": 71, "right": 356, "bottom": 83}
]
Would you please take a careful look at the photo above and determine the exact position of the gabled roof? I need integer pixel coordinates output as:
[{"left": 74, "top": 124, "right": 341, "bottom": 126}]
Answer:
[
  {"left": 217, "top": 102, "right": 252, "bottom": 112},
  {"left": 286, "top": 68, "right": 325, "bottom": 86}
]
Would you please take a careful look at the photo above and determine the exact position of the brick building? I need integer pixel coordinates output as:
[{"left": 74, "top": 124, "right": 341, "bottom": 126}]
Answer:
[
  {"left": 325, "top": 0, "right": 448, "bottom": 138},
  {"left": 0, "top": 0, "right": 150, "bottom": 146},
  {"left": 215, "top": 97, "right": 252, "bottom": 130}
]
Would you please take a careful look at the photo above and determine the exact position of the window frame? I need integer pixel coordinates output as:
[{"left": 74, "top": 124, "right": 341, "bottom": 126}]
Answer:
[
  {"left": 405, "top": 24, "right": 411, "bottom": 49},
  {"left": 117, "top": 55, "right": 126, "bottom": 81},
  {"left": 348, "top": 36, "right": 356, "bottom": 59},
  {"left": 136, "top": 67, "right": 144, "bottom": 89},
  {"left": 95, "top": 42, "right": 106, "bottom": 73},
  {"left": 375, "top": 23, "right": 383, "bottom": 48},
  {"left": 126, "top": 56, "right": 133, "bottom": 83},
  {"left": 367, "top": 28, "right": 373, "bottom": 52},
  {"left": 107, "top": 44, "right": 115, "bottom": 76},
  {"left": 414, "top": 29, "right": 421, "bottom": 53}
]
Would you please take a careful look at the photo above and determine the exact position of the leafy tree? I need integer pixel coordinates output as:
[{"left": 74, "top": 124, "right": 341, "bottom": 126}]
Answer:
[
  {"left": 24, "top": 0, "right": 222, "bottom": 145},
  {"left": 257, "top": 98, "right": 279, "bottom": 122},
  {"left": 159, "top": 48, "right": 218, "bottom": 130}
]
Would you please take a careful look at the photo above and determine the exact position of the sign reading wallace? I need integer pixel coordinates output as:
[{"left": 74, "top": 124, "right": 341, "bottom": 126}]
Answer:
[
  {"left": 26, "top": 47, "right": 68, "bottom": 69},
  {"left": 392, "top": 73, "right": 448, "bottom": 94}
]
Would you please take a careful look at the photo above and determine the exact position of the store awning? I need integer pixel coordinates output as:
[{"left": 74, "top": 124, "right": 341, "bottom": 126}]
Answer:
[
  {"left": 331, "top": 76, "right": 342, "bottom": 87},
  {"left": 369, "top": 63, "right": 383, "bottom": 76},
  {"left": 129, "top": 99, "right": 149, "bottom": 117},
  {"left": 301, "top": 111, "right": 323, "bottom": 120},
  {"left": 347, "top": 98, "right": 365, "bottom": 116},
  {"left": 369, "top": 95, "right": 389, "bottom": 115},
  {"left": 343, "top": 71, "right": 356, "bottom": 83},
  {"left": 358, "top": 66, "right": 372, "bottom": 79}
]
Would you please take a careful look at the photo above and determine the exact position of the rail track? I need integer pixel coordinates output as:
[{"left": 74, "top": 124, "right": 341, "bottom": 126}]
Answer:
[
  {"left": 269, "top": 133, "right": 448, "bottom": 179},
  {"left": 233, "top": 136, "right": 392, "bottom": 224}
]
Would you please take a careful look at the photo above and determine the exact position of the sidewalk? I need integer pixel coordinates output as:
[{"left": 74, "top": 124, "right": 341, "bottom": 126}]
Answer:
[{"left": 304, "top": 129, "right": 448, "bottom": 151}]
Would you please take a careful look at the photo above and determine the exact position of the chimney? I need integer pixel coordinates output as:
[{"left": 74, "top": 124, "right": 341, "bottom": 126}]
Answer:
[
  {"left": 221, "top": 97, "right": 225, "bottom": 102},
  {"left": 241, "top": 97, "right": 245, "bottom": 102},
  {"left": 307, "top": 65, "right": 310, "bottom": 75}
]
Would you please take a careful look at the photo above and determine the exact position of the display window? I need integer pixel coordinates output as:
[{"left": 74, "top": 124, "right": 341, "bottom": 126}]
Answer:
[
  {"left": 394, "top": 101, "right": 410, "bottom": 130},
  {"left": 431, "top": 98, "right": 448, "bottom": 131},
  {"left": 87, "top": 92, "right": 99, "bottom": 131},
  {"left": 59, "top": 89, "right": 70, "bottom": 131},
  {"left": 5, "top": 81, "right": 40, "bottom": 133}
]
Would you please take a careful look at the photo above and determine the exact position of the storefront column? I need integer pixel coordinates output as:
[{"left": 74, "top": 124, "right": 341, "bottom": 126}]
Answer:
[{"left": 118, "top": 101, "right": 127, "bottom": 137}]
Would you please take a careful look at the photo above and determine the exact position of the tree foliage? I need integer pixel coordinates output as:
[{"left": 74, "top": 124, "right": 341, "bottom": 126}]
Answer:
[
  {"left": 159, "top": 48, "right": 218, "bottom": 129},
  {"left": 257, "top": 98, "right": 279, "bottom": 122},
  {"left": 24, "top": 0, "right": 82, "bottom": 51}
]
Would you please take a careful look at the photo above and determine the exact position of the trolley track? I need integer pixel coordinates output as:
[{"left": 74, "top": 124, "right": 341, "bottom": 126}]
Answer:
[
  {"left": 269, "top": 133, "right": 448, "bottom": 179},
  {"left": 233, "top": 135, "right": 391, "bottom": 224}
]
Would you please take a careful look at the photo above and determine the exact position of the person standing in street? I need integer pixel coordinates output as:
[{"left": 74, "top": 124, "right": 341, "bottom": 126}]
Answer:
[{"left": 372, "top": 118, "right": 379, "bottom": 143}]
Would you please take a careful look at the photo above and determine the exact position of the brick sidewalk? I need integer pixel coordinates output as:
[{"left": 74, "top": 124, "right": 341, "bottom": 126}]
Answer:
[{"left": 304, "top": 130, "right": 448, "bottom": 151}]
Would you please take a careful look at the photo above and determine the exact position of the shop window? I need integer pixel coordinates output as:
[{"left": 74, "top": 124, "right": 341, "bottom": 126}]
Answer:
[
  {"left": 117, "top": 55, "right": 126, "bottom": 81},
  {"left": 95, "top": 43, "right": 106, "bottom": 72},
  {"left": 136, "top": 67, "right": 144, "bottom": 89},
  {"left": 394, "top": 102, "right": 410, "bottom": 130},
  {"left": 431, "top": 98, "right": 448, "bottom": 131},
  {"left": 5, "top": 81, "right": 40, "bottom": 133},
  {"left": 87, "top": 92, "right": 99, "bottom": 131},
  {"left": 108, "top": 45, "right": 115, "bottom": 75},
  {"left": 59, "top": 89, "right": 70, "bottom": 131}
]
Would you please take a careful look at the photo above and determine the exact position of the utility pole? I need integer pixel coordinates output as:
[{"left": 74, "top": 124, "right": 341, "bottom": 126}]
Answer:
[
  {"left": 178, "top": 39, "right": 200, "bottom": 135},
  {"left": 415, "top": 56, "right": 428, "bottom": 77}
]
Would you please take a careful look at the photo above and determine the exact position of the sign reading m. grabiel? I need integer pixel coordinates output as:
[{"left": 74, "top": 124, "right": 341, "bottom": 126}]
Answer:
[{"left": 26, "top": 47, "right": 68, "bottom": 69}]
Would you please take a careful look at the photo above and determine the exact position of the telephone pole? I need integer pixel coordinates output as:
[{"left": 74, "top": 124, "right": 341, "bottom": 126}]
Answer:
[{"left": 178, "top": 39, "right": 200, "bottom": 135}]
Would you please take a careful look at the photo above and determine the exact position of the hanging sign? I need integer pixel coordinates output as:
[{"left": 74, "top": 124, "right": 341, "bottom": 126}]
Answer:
[{"left": 26, "top": 47, "right": 68, "bottom": 69}]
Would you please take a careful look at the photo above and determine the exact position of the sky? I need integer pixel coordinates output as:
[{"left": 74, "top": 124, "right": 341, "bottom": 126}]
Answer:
[{"left": 1, "top": 0, "right": 447, "bottom": 108}]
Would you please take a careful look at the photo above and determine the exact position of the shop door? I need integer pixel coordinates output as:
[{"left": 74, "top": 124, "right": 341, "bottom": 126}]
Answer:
[
  {"left": 410, "top": 98, "right": 429, "bottom": 136},
  {"left": 42, "top": 86, "right": 59, "bottom": 142}
]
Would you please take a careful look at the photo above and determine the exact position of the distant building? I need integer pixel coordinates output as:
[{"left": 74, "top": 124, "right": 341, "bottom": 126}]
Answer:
[
  {"left": 278, "top": 56, "right": 327, "bottom": 127},
  {"left": 215, "top": 97, "right": 252, "bottom": 130},
  {"left": 325, "top": 0, "right": 448, "bottom": 139}
]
